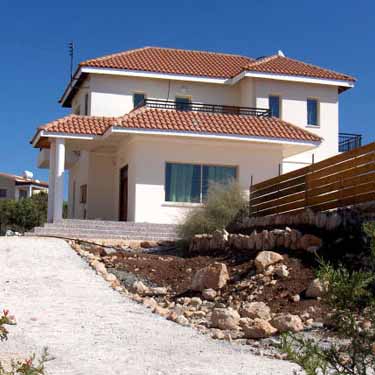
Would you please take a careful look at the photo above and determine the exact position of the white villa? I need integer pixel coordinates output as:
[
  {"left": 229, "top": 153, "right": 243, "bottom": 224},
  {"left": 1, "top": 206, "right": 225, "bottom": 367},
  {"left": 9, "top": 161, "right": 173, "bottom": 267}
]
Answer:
[{"left": 31, "top": 46, "right": 358, "bottom": 224}]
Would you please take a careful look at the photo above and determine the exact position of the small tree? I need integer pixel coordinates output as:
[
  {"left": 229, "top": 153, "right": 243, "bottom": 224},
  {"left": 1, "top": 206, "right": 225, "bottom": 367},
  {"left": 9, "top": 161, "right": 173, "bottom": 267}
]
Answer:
[
  {"left": 0, "top": 192, "right": 48, "bottom": 234},
  {"left": 178, "top": 181, "right": 248, "bottom": 241}
]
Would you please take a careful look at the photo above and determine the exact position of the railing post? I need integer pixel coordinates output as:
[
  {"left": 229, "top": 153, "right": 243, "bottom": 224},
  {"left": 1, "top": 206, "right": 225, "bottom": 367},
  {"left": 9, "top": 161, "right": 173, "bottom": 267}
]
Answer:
[{"left": 249, "top": 175, "right": 253, "bottom": 217}]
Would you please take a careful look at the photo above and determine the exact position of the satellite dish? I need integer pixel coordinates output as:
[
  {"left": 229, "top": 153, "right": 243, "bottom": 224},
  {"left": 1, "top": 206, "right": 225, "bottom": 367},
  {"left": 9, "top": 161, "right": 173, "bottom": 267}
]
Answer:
[{"left": 23, "top": 171, "right": 33, "bottom": 180}]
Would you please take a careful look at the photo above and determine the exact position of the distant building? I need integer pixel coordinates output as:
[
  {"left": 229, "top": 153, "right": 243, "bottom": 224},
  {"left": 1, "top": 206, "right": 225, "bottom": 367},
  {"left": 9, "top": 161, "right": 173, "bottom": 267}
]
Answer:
[{"left": 0, "top": 171, "right": 48, "bottom": 201}]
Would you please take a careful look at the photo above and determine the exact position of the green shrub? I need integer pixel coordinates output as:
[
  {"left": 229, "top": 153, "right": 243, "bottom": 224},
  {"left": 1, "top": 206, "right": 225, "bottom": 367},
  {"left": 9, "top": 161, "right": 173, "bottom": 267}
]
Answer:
[
  {"left": 177, "top": 181, "right": 248, "bottom": 241},
  {"left": 280, "top": 222, "right": 375, "bottom": 374},
  {"left": 0, "top": 193, "right": 48, "bottom": 234}
]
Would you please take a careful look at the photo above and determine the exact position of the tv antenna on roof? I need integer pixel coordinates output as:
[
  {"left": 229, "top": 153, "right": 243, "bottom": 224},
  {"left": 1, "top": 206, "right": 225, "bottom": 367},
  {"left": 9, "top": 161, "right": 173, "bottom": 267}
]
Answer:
[{"left": 68, "top": 41, "right": 74, "bottom": 81}]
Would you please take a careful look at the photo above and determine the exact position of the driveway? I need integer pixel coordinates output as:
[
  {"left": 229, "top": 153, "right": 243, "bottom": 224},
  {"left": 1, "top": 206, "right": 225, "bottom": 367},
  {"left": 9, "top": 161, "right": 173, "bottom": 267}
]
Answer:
[{"left": 0, "top": 237, "right": 298, "bottom": 374}]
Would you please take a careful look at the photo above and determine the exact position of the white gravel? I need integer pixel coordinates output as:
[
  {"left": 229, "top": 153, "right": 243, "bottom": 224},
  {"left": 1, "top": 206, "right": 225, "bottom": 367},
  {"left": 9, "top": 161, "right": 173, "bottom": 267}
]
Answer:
[{"left": 0, "top": 237, "right": 299, "bottom": 375}]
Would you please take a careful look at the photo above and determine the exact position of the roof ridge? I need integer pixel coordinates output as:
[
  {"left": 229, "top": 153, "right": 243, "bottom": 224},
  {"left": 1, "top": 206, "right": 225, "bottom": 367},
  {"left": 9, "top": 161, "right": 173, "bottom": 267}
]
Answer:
[
  {"left": 81, "top": 46, "right": 255, "bottom": 65},
  {"left": 277, "top": 55, "right": 356, "bottom": 81},
  {"left": 245, "top": 54, "right": 356, "bottom": 81},
  {"left": 244, "top": 54, "right": 279, "bottom": 68},
  {"left": 142, "top": 46, "right": 255, "bottom": 61},
  {"left": 80, "top": 47, "right": 151, "bottom": 65}
]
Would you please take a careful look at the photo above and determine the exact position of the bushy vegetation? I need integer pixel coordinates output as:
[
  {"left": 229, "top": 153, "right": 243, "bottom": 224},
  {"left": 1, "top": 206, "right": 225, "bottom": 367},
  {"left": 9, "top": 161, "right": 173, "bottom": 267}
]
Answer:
[
  {"left": 0, "top": 193, "right": 48, "bottom": 234},
  {"left": 280, "top": 222, "right": 375, "bottom": 375},
  {"left": 0, "top": 309, "right": 50, "bottom": 374},
  {"left": 177, "top": 181, "right": 248, "bottom": 241}
]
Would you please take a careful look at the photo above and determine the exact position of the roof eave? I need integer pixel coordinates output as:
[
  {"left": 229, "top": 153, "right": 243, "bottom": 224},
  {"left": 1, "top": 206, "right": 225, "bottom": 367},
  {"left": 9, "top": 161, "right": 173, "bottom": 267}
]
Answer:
[{"left": 243, "top": 71, "right": 355, "bottom": 91}]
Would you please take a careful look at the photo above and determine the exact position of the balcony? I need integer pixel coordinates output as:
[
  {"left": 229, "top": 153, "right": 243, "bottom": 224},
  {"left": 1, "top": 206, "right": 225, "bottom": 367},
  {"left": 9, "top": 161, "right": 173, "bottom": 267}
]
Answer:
[
  {"left": 339, "top": 133, "right": 362, "bottom": 153},
  {"left": 137, "top": 99, "right": 271, "bottom": 117}
]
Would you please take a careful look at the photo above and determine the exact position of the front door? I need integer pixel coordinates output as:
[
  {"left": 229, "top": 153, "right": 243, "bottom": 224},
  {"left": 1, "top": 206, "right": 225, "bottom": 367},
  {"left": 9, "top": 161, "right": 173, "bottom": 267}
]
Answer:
[{"left": 119, "top": 166, "right": 128, "bottom": 221}]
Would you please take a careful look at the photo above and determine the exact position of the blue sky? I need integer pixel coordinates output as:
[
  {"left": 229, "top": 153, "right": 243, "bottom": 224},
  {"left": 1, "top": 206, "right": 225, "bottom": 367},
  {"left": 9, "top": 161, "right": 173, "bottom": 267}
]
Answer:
[{"left": 0, "top": 0, "right": 374, "bottom": 184}]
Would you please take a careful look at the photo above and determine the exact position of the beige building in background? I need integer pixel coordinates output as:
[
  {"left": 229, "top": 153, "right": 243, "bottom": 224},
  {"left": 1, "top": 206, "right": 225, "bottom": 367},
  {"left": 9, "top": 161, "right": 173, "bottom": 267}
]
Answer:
[
  {"left": 31, "top": 47, "right": 358, "bottom": 224},
  {"left": 0, "top": 172, "right": 48, "bottom": 201}
]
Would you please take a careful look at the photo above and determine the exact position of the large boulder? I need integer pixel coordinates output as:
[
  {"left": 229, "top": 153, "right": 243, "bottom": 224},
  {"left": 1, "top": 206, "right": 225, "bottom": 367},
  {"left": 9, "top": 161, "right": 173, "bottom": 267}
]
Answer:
[
  {"left": 191, "top": 263, "right": 229, "bottom": 291},
  {"left": 271, "top": 314, "right": 304, "bottom": 333},
  {"left": 306, "top": 278, "right": 325, "bottom": 298},
  {"left": 239, "top": 302, "right": 271, "bottom": 321},
  {"left": 211, "top": 308, "right": 240, "bottom": 330},
  {"left": 254, "top": 251, "right": 284, "bottom": 273},
  {"left": 241, "top": 318, "right": 277, "bottom": 339}
]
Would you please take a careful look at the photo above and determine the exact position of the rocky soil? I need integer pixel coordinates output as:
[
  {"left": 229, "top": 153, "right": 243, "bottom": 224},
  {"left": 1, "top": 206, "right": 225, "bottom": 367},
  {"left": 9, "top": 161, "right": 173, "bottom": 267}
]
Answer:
[{"left": 69, "top": 233, "right": 331, "bottom": 359}]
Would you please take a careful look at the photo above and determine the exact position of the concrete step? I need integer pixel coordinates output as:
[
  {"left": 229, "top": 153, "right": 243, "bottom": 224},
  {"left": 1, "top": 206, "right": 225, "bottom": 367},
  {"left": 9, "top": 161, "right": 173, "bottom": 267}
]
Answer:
[
  {"left": 26, "top": 231, "right": 177, "bottom": 241},
  {"left": 28, "top": 219, "right": 180, "bottom": 241},
  {"left": 28, "top": 220, "right": 180, "bottom": 241},
  {"left": 33, "top": 226, "right": 177, "bottom": 237},
  {"left": 51, "top": 219, "right": 177, "bottom": 230},
  {"left": 43, "top": 223, "right": 178, "bottom": 234}
]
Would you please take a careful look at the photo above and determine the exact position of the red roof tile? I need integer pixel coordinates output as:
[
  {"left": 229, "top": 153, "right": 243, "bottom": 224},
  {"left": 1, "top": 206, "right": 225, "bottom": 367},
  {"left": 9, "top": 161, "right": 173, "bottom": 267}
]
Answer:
[
  {"left": 38, "top": 114, "right": 117, "bottom": 135},
  {"left": 32, "top": 108, "right": 321, "bottom": 145},
  {"left": 0, "top": 172, "right": 48, "bottom": 187},
  {"left": 80, "top": 47, "right": 254, "bottom": 79},
  {"left": 244, "top": 55, "right": 355, "bottom": 82},
  {"left": 79, "top": 47, "right": 355, "bottom": 83},
  {"left": 114, "top": 107, "right": 321, "bottom": 142}
]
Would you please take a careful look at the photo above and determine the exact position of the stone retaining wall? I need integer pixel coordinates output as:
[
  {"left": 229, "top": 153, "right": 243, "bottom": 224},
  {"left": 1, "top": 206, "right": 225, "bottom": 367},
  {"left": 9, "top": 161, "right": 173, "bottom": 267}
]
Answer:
[
  {"left": 231, "top": 203, "right": 375, "bottom": 234},
  {"left": 189, "top": 228, "right": 322, "bottom": 253}
]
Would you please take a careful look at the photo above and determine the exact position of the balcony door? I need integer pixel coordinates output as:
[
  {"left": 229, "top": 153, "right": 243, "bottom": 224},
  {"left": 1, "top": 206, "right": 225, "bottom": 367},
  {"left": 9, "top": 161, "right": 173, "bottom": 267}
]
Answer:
[{"left": 119, "top": 165, "right": 128, "bottom": 221}]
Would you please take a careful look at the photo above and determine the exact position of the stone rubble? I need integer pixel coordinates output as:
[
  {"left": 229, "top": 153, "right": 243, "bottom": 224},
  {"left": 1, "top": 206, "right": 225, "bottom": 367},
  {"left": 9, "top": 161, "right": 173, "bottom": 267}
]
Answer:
[
  {"left": 69, "top": 239, "right": 327, "bottom": 360},
  {"left": 191, "top": 262, "right": 230, "bottom": 291}
]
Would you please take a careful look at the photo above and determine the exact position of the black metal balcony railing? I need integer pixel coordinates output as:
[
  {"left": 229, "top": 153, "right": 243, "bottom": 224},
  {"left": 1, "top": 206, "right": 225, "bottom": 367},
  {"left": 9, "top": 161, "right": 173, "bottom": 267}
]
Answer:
[
  {"left": 137, "top": 98, "right": 271, "bottom": 117},
  {"left": 339, "top": 132, "right": 362, "bottom": 153}
]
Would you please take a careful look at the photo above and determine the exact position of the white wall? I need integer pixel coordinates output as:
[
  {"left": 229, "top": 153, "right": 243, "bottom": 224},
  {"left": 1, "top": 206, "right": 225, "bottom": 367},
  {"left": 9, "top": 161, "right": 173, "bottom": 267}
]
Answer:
[
  {"left": 252, "top": 78, "right": 339, "bottom": 171},
  {"left": 89, "top": 75, "right": 241, "bottom": 117},
  {"left": 128, "top": 135, "right": 283, "bottom": 224},
  {"left": 68, "top": 151, "right": 89, "bottom": 219},
  {"left": 71, "top": 76, "right": 91, "bottom": 115},
  {"left": 87, "top": 153, "right": 117, "bottom": 220}
]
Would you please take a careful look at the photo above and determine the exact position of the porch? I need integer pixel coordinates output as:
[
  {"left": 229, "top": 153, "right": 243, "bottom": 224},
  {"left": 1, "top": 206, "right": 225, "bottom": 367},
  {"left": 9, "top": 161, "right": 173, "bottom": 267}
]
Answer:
[{"left": 34, "top": 100, "right": 321, "bottom": 224}]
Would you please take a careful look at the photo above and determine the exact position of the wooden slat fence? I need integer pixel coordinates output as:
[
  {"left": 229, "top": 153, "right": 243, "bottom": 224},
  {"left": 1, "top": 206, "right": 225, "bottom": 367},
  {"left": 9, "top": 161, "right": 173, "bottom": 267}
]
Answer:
[{"left": 249, "top": 142, "right": 375, "bottom": 216}]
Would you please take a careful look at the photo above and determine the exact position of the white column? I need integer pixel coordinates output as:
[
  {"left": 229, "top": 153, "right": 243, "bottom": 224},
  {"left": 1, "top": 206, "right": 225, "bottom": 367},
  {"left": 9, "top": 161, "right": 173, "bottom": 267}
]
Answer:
[
  {"left": 47, "top": 142, "right": 56, "bottom": 222},
  {"left": 52, "top": 139, "right": 65, "bottom": 222},
  {"left": 14, "top": 188, "right": 20, "bottom": 201},
  {"left": 27, "top": 185, "right": 33, "bottom": 198}
]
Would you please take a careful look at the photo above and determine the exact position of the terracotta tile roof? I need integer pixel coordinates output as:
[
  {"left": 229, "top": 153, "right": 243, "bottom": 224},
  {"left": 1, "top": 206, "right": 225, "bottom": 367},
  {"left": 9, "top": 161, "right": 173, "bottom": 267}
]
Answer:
[
  {"left": 244, "top": 55, "right": 355, "bottom": 82},
  {"left": 0, "top": 172, "right": 48, "bottom": 187},
  {"left": 80, "top": 46, "right": 254, "bottom": 79},
  {"left": 114, "top": 107, "right": 321, "bottom": 142},
  {"left": 34, "top": 108, "right": 321, "bottom": 146},
  {"left": 38, "top": 114, "right": 117, "bottom": 135}
]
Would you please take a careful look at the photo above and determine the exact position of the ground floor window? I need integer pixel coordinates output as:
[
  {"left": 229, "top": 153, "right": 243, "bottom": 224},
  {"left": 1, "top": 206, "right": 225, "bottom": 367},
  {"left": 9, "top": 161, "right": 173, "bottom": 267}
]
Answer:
[
  {"left": 165, "top": 163, "right": 237, "bottom": 203},
  {"left": 80, "top": 184, "right": 87, "bottom": 204},
  {"left": 0, "top": 189, "right": 7, "bottom": 198}
]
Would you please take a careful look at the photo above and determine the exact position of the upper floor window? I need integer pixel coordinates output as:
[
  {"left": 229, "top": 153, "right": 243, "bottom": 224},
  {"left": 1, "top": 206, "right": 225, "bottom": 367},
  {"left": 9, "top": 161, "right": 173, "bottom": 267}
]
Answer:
[
  {"left": 269, "top": 95, "right": 280, "bottom": 118},
  {"left": 133, "top": 93, "right": 145, "bottom": 108},
  {"left": 175, "top": 96, "right": 191, "bottom": 111},
  {"left": 84, "top": 93, "right": 89, "bottom": 115},
  {"left": 0, "top": 189, "right": 7, "bottom": 198},
  {"left": 307, "top": 98, "right": 319, "bottom": 126}
]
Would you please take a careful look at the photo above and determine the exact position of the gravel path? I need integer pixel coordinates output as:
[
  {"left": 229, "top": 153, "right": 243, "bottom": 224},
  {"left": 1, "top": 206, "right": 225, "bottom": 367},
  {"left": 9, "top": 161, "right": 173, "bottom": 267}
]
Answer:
[{"left": 0, "top": 237, "right": 299, "bottom": 375}]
